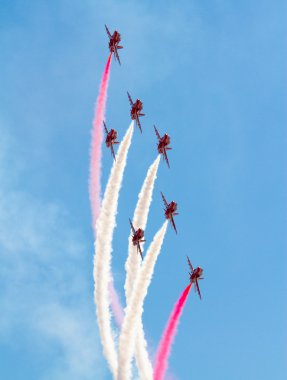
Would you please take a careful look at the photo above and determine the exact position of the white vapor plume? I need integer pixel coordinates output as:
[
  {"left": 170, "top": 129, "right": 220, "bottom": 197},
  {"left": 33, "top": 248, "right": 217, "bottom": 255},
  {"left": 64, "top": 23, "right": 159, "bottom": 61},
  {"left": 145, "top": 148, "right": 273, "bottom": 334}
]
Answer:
[
  {"left": 117, "top": 221, "right": 168, "bottom": 380},
  {"left": 94, "top": 122, "right": 134, "bottom": 378},
  {"left": 124, "top": 155, "right": 160, "bottom": 380}
]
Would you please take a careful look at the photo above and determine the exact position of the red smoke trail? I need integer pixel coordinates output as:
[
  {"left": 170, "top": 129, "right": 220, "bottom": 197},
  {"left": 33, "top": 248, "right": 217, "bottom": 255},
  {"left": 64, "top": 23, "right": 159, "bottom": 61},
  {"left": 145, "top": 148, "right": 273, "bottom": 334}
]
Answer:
[
  {"left": 153, "top": 284, "right": 192, "bottom": 380},
  {"left": 89, "top": 53, "right": 112, "bottom": 229}
]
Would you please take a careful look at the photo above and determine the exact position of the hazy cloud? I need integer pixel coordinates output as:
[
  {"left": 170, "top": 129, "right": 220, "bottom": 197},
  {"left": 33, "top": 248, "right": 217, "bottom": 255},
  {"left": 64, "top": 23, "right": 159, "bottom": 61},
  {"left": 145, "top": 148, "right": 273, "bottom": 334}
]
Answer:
[{"left": 0, "top": 129, "right": 106, "bottom": 379}]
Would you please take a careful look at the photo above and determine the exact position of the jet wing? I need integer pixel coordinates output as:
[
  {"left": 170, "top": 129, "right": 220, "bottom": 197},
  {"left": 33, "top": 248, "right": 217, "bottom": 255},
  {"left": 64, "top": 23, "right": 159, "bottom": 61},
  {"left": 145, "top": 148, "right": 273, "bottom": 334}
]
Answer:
[
  {"left": 105, "top": 24, "right": 112, "bottom": 38},
  {"left": 127, "top": 91, "right": 133, "bottom": 106},
  {"left": 161, "top": 192, "right": 168, "bottom": 208},
  {"left": 137, "top": 242, "right": 143, "bottom": 261},
  {"left": 129, "top": 218, "right": 136, "bottom": 234},
  {"left": 163, "top": 148, "right": 170, "bottom": 168},
  {"left": 103, "top": 121, "right": 108, "bottom": 135},
  {"left": 187, "top": 256, "right": 194, "bottom": 272},
  {"left": 136, "top": 117, "right": 143, "bottom": 133},
  {"left": 154, "top": 125, "right": 161, "bottom": 141},
  {"left": 195, "top": 279, "right": 202, "bottom": 300},
  {"left": 110, "top": 144, "right": 116, "bottom": 161},
  {"left": 114, "top": 48, "right": 121, "bottom": 65},
  {"left": 170, "top": 214, "right": 177, "bottom": 234}
]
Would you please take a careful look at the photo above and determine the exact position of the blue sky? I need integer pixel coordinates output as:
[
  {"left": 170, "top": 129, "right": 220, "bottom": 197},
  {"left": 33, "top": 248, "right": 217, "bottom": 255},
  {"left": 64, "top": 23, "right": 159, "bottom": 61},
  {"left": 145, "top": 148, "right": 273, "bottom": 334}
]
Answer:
[{"left": 0, "top": 1, "right": 286, "bottom": 379}]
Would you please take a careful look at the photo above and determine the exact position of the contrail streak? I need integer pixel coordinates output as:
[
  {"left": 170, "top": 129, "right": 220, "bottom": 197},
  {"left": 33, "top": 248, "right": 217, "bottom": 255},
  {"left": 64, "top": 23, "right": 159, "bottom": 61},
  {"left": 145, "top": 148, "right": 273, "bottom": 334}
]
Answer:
[
  {"left": 89, "top": 54, "right": 112, "bottom": 230},
  {"left": 124, "top": 155, "right": 161, "bottom": 380},
  {"left": 153, "top": 284, "right": 192, "bottom": 380},
  {"left": 118, "top": 221, "right": 168, "bottom": 380},
  {"left": 94, "top": 123, "right": 134, "bottom": 378}
]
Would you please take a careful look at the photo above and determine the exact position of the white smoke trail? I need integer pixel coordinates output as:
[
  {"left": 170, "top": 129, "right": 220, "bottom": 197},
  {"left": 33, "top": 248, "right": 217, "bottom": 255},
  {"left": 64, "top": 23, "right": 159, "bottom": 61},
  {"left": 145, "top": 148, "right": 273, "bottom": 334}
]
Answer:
[
  {"left": 125, "top": 155, "right": 160, "bottom": 300},
  {"left": 118, "top": 221, "right": 168, "bottom": 380},
  {"left": 134, "top": 323, "right": 152, "bottom": 380},
  {"left": 124, "top": 155, "right": 160, "bottom": 380},
  {"left": 94, "top": 122, "right": 134, "bottom": 378}
]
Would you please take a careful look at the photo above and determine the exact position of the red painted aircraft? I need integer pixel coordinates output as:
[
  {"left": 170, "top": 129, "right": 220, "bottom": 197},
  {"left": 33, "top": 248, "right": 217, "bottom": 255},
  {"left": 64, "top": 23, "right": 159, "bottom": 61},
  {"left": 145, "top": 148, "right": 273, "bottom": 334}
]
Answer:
[
  {"left": 103, "top": 121, "right": 119, "bottom": 161},
  {"left": 129, "top": 218, "right": 146, "bottom": 260},
  {"left": 127, "top": 92, "right": 145, "bottom": 133},
  {"left": 105, "top": 25, "right": 123, "bottom": 65},
  {"left": 187, "top": 256, "right": 204, "bottom": 299},
  {"left": 161, "top": 192, "right": 178, "bottom": 234},
  {"left": 154, "top": 126, "right": 172, "bottom": 168}
]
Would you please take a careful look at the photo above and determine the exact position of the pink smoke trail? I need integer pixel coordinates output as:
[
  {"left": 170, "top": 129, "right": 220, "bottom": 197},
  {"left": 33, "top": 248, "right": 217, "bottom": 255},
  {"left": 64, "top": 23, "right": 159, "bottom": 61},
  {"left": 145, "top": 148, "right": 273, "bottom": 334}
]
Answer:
[
  {"left": 153, "top": 284, "right": 192, "bottom": 380},
  {"left": 89, "top": 53, "right": 112, "bottom": 229},
  {"left": 108, "top": 279, "right": 124, "bottom": 326},
  {"left": 88, "top": 54, "right": 124, "bottom": 326}
]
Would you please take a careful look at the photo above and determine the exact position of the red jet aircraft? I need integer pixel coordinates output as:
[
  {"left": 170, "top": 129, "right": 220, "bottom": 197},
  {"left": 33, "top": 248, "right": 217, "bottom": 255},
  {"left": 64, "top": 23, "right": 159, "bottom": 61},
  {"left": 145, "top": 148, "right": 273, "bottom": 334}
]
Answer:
[
  {"left": 127, "top": 92, "right": 145, "bottom": 133},
  {"left": 187, "top": 256, "right": 204, "bottom": 299},
  {"left": 161, "top": 192, "right": 178, "bottom": 234},
  {"left": 129, "top": 218, "right": 146, "bottom": 260},
  {"left": 103, "top": 121, "right": 119, "bottom": 161},
  {"left": 154, "top": 126, "right": 172, "bottom": 168},
  {"left": 105, "top": 25, "right": 123, "bottom": 65}
]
